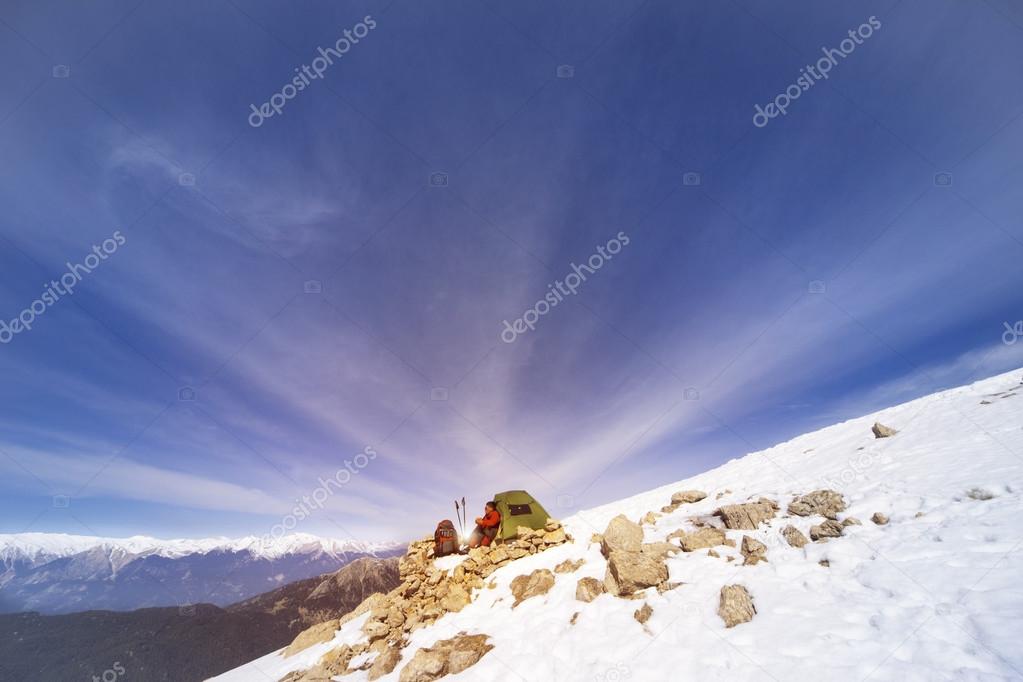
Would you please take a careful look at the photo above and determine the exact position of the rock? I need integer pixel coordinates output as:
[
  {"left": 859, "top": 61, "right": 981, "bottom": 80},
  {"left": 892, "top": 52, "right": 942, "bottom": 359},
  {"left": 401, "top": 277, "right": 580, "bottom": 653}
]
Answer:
[
  {"left": 718, "top": 585, "right": 756, "bottom": 628},
  {"left": 600, "top": 514, "right": 644, "bottom": 557},
  {"left": 544, "top": 519, "right": 561, "bottom": 532},
  {"left": 641, "top": 541, "right": 679, "bottom": 559},
  {"left": 398, "top": 634, "right": 494, "bottom": 682},
  {"left": 842, "top": 517, "right": 862, "bottom": 527},
  {"left": 707, "top": 549, "right": 720, "bottom": 558},
  {"left": 781, "top": 525, "right": 808, "bottom": 548},
  {"left": 362, "top": 620, "right": 391, "bottom": 642},
  {"left": 368, "top": 646, "right": 401, "bottom": 680},
  {"left": 872, "top": 422, "right": 898, "bottom": 438},
  {"left": 570, "top": 611, "right": 579, "bottom": 625},
  {"left": 671, "top": 490, "right": 707, "bottom": 505},
  {"left": 603, "top": 549, "right": 668, "bottom": 596},
  {"left": 510, "top": 569, "right": 556, "bottom": 607},
  {"left": 439, "top": 583, "right": 471, "bottom": 613},
  {"left": 788, "top": 490, "right": 846, "bottom": 520},
  {"left": 871, "top": 512, "right": 889, "bottom": 525},
  {"left": 819, "top": 559, "right": 830, "bottom": 567},
  {"left": 516, "top": 526, "right": 537, "bottom": 540},
  {"left": 810, "top": 519, "right": 844, "bottom": 541},
  {"left": 676, "top": 527, "right": 727, "bottom": 552},
  {"left": 715, "top": 498, "right": 777, "bottom": 530},
  {"left": 543, "top": 527, "right": 567, "bottom": 544},
  {"left": 656, "top": 581, "right": 682, "bottom": 593},
  {"left": 575, "top": 577, "right": 605, "bottom": 602},
  {"left": 285, "top": 619, "right": 339, "bottom": 657},
  {"left": 740, "top": 536, "right": 767, "bottom": 566},
  {"left": 640, "top": 511, "right": 659, "bottom": 525},
  {"left": 634, "top": 603, "right": 653, "bottom": 624},
  {"left": 554, "top": 558, "right": 584, "bottom": 574}
]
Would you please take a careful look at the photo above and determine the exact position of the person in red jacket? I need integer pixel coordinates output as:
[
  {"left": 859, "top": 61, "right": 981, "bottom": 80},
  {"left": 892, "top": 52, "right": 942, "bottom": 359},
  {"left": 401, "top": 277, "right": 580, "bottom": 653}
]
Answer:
[{"left": 467, "top": 501, "right": 501, "bottom": 548}]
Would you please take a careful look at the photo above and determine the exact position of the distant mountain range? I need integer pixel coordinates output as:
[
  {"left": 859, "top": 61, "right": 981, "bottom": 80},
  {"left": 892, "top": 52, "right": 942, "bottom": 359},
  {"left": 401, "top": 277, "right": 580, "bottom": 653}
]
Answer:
[
  {"left": 0, "top": 532, "right": 405, "bottom": 614},
  {"left": 0, "top": 555, "right": 401, "bottom": 682}
]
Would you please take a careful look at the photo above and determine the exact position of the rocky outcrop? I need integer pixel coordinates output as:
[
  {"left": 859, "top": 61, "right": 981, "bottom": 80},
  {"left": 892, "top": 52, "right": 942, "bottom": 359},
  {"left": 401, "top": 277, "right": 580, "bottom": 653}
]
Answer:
[
  {"left": 872, "top": 422, "right": 898, "bottom": 438},
  {"left": 398, "top": 634, "right": 493, "bottom": 682},
  {"left": 510, "top": 569, "right": 555, "bottom": 607},
  {"left": 575, "top": 577, "right": 605, "bottom": 602},
  {"left": 284, "top": 619, "right": 339, "bottom": 657},
  {"left": 810, "top": 520, "right": 844, "bottom": 541},
  {"left": 871, "top": 512, "right": 889, "bottom": 525},
  {"left": 715, "top": 498, "right": 778, "bottom": 530},
  {"left": 718, "top": 585, "right": 756, "bottom": 628},
  {"left": 600, "top": 515, "right": 644, "bottom": 557},
  {"left": 740, "top": 536, "right": 767, "bottom": 566},
  {"left": 788, "top": 490, "right": 846, "bottom": 520},
  {"left": 781, "top": 525, "right": 808, "bottom": 548}
]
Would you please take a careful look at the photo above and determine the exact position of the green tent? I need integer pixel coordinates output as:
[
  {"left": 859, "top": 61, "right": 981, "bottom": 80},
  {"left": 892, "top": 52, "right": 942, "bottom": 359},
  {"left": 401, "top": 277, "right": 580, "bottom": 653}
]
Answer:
[{"left": 492, "top": 490, "right": 551, "bottom": 541}]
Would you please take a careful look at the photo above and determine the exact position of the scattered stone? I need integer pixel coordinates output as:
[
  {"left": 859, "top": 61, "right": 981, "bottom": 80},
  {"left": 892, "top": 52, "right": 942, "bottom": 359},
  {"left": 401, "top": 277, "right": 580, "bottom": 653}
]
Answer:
[
  {"left": 966, "top": 487, "right": 996, "bottom": 501},
  {"left": 781, "top": 525, "right": 808, "bottom": 548},
  {"left": 718, "top": 585, "right": 756, "bottom": 628},
  {"left": 285, "top": 619, "right": 339, "bottom": 657},
  {"left": 715, "top": 498, "right": 778, "bottom": 530},
  {"left": 656, "top": 581, "right": 682, "bottom": 594},
  {"left": 871, "top": 512, "right": 889, "bottom": 525},
  {"left": 554, "top": 558, "right": 584, "bottom": 574},
  {"left": 707, "top": 549, "right": 720, "bottom": 558},
  {"left": 569, "top": 611, "right": 579, "bottom": 625},
  {"left": 603, "top": 549, "right": 668, "bottom": 596},
  {"left": 634, "top": 603, "right": 653, "bottom": 624},
  {"left": 788, "top": 490, "right": 847, "bottom": 520},
  {"left": 398, "top": 634, "right": 493, "bottom": 682},
  {"left": 543, "top": 527, "right": 568, "bottom": 544},
  {"left": 544, "top": 518, "right": 561, "bottom": 532},
  {"left": 671, "top": 490, "right": 708, "bottom": 505},
  {"left": 914, "top": 512, "right": 925, "bottom": 518},
  {"left": 819, "top": 559, "right": 830, "bottom": 568},
  {"left": 740, "top": 536, "right": 767, "bottom": 566},
  {"left": 726, "top": 556, "right": 735, "bottom": 562},
  {"left": 368, "top": 646, "right": 401, "bottom": 680},
  {"left": 872, "top": 422, "right": 898, "bottom": 438},
  {"left": 810, "top": 520, "right": 844, "bottom": 541},
  {"left": 841, "top": 517, "right": 862, "bottom": 527},
  {"left": 641, "top": 541, "right": 679, "bottom": 559},
  {"left": 640, "top": 511, "right": 659, "bottom": 525},
  {"left": 575, "top": 577, "right": 604, "bottom": 603},
  {"left": 510, "top": 569, "right": 556, "bottom": 607},
  {"left": 601, "top": 515, "right": 644, "bottom": 557},
  {"left": 675, "top": 527, "right": 727, "bottom": 552}
]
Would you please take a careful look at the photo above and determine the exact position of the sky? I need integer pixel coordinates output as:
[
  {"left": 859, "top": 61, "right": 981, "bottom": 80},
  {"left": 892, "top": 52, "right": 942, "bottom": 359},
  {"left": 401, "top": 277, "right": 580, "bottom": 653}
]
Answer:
[{"left": 0, "top": 0, "right": 1021, "bottom": 544}]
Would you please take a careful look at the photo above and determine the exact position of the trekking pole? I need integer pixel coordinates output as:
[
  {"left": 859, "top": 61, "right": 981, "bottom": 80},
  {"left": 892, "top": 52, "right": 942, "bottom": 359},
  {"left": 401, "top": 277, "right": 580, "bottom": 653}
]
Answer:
[
  {"left": 454, "top": 500, "right": 464, "bottom": 537},
  {"left": 461, "top": 496, "right": 467, "bottom": 536}
]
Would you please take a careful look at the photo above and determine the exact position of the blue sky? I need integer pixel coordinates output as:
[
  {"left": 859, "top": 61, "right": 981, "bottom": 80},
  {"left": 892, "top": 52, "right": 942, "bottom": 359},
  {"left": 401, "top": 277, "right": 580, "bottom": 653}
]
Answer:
[{"left": 1, "top": 0, "right": 1021, "bottom": 543}]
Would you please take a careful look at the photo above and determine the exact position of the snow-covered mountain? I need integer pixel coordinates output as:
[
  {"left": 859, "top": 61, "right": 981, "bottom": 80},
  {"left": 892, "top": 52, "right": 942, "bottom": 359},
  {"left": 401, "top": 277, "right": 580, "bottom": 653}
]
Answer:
[
  {"left": 214, "top": 368, "right": 1023, "bottom": 681},
  {"left": 0, "top": 532, "right": 405, "bottom": 614}
]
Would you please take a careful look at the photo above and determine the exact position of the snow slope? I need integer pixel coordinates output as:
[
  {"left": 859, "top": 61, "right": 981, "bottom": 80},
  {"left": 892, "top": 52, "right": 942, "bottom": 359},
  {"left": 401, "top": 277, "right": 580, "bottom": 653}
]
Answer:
[{"left": 212, "top": 368, "right": 1023, "bottom": 682}]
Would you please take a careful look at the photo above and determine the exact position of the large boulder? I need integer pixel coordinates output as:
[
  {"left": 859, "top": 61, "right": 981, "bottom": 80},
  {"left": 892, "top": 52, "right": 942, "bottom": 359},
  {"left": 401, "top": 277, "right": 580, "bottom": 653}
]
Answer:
[
  {"left": 872, "top": 422, "right": 898, "bottom": 438},
  {"left": 284, "top": 619, "right": 339, "bottom": 657},
  {"left": 603, "top": 549, "right": 668, "bottom": 596},
  {"left": 601, "top": 514, "right": 644, "bottom": 557},
  {"left": 715, "top": 498, "right": 778, "bottom": 530},
  {"left": 575, "top": 577, "right": 605, "bottom": 602},
  {"left": 510, "top": 569, "right": 556, "bottom": 607},
  {"left": 399, "top": 634, "right": 494, "bottom": 682},
  {"left": 788, "top": 490, "right": 846, "bottom": 520},
  {"left": 718, "top": 585, "right": 756, "bottom": 628}
]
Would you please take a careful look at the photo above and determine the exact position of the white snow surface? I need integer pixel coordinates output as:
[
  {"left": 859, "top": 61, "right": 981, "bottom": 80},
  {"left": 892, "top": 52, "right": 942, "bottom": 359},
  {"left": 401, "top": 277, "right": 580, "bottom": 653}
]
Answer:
[
  {"left": 212, "top": 368, "right": 1023, "bottom": 682},
  {"left": 0, "top": 531, "right": 402, "bottom": 564}
]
